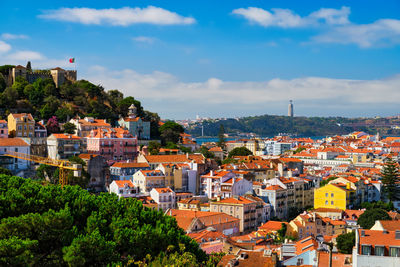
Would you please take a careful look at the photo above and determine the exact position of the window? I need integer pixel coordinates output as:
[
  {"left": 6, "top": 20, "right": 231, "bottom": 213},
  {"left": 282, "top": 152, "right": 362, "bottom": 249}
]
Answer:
[
  {"left": 325, "top": 200, "right": 328, "bottom": 205},
  {"left": 331, "top": 201, "right": 334, "bottom": 205},
  {"left": 389, "top": 247, "right": 400, "bottom": 257},
  {"left": 325, "top": 193, "right": 328, "bottom": 197},
  {"left": 375, "top": 246, "right": 385, "bottom": 256},
  {"left": 361, "top": 245, "right": 371, "bottom": 255},
  {"left": 331, "top": 193, "right": 334, "bottom": 197}
]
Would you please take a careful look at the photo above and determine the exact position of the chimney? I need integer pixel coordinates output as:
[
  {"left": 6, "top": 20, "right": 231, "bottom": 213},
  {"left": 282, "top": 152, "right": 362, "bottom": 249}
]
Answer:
[{"left": 210, "top": 170, "right": 214, "bottom": 176}]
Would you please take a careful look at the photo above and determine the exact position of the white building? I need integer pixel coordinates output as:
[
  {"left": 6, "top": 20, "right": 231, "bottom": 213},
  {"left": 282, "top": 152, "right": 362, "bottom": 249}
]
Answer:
[
  {"left": 150, "top": 187, "right": 176, "bottom": 211},
  {"left": 200, "top": 170, "right": 252, "bottom": 199},
  {"left": 264, "top": 140, "right": 292, "bottom": 156},
  {"left": 109, "top": 180, "right": 139, "bottom": 198},
  {"left": 352, "top": 228, "right": 400, "bottom": 267},
  {"left": 0, "top": 138, "right": 30, "bottom": 172}
]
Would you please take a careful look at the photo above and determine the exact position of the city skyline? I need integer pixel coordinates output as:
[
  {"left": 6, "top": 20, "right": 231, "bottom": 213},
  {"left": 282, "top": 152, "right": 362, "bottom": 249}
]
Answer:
[{"left": 1, "top": 0, "right": 400, "bottom": 119}]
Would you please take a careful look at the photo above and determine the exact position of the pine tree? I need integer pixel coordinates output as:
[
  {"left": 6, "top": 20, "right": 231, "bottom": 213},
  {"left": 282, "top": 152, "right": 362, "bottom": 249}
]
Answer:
[
  {"left": 26, "top": 61, "right": 32, "bottom": 72},
  {"left": 381, "top": 157, "right": 400, "bottom": 202},
  {"left": 217, "top": 124, "right": 226, "bottom": 149}
]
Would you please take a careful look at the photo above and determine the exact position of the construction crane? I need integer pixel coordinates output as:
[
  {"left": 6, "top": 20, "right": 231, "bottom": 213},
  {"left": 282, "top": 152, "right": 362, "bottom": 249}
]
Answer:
[{"left": 4, "top": 151, "right": 82, "bottom": 188}]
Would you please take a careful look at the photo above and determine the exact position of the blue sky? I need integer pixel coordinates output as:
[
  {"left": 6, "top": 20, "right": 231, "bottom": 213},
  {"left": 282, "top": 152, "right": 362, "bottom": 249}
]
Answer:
[{"left": 1, "top": 0, "right": 400, "bottom": 119}]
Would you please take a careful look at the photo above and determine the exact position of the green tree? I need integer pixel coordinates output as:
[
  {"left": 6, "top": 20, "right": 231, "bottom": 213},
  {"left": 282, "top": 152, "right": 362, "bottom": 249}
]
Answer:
[
  {"left": 320, "top": 176, "right": 338, "bottom": 187},
  {"left": 0, "top": 73, "right": 6, "bottom": 93},
  {"left": 0, "top": 167, "right": 12, "bottom": 176},
  {"left": 199, "top": 146, "right": 215, "bottom": 159},
  {"left": 381, "top": 157, "right": 400, "bottom": 202},
  {"left": 217, "top": 124, "right": 226, "bottom": 149},
  {"left": 357, "top": 208, "right": 392, "bottom": 229},
  {"left": 0, "top": 174, "right": 207, "bottom": 265},
  {"left": 55, "top": 108, "right": 74, "bottom": 122},
  {"left": 12, "top": 76, "right": 28, "bottom": 97},
  {"left": 228, "top": 147, "right": 253, "bottom": 158},
  {"left": 63, "top": 122, "right": 77, "bottom": 134},
  {"left": 148, "top": 141, "right": 161, "bottom": 155},
  {"left": 159, "top": 121, "right": 184, "bottom": 145},
  {"left": 2, "top": 87, "right": 18, "bottom": 108},
  {"left": 336, "top": 232, "right": 355, "bottom": 254}
]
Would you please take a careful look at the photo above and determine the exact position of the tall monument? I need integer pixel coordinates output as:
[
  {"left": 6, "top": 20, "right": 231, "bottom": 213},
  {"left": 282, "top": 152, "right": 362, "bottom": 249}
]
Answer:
[{"left": 288, "top": 100, "right": 294, "bottom": 117}]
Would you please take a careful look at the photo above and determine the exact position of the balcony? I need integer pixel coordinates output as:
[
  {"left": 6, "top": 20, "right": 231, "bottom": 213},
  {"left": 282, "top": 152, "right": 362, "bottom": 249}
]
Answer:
[{"left": 124, "top": 143, "right": 136, "bottom": 147}]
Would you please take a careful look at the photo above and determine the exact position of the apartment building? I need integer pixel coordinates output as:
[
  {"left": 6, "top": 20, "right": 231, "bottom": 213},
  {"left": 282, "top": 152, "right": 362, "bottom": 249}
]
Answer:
[
  {"left": 150, "top": 187, "right": 176, "bottom": 211},
  {"left": 132, "top": 169, "right": 165, "bottom": 193},
  {"left": 86, "top": 127, "right": 137, "bottom": 161},
  {"left": 0, "top": 120, "right": 8, "bottom": 138},
  {"left": 69, "top": 116, "right": 111, "bottom": 137},
  {"left": 47, "top": 133, "right": 84, "bottom": 160},
  {"left": 8, "top": 113, "right": 35, "bottom": 138},
  {"left": 109, "top": 180, "right": 139, "bottom": 198},
  {"left": 210, "top": 195, "right": 267, "bottom": 233},
  {"left": 110, "top": 162, "right": 150, "bottom": 181}
]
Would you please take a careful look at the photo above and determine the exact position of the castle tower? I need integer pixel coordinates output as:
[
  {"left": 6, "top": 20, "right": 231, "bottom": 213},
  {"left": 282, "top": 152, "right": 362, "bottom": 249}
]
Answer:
[{"left": 288, "top": 100, "right": 294, "bottom": 117}]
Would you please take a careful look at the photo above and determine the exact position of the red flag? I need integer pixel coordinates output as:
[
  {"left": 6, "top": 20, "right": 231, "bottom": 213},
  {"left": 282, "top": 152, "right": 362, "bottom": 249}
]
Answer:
[{"left": 69, "top": 58, "right": 75, "bottom": 63}]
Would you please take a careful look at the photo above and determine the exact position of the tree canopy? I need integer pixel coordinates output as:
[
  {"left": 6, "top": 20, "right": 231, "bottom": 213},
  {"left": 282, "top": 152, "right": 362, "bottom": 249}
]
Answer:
[
  {"left": 0, "top": 175, "right": 206, "bottom": 266},
  {"left": 159, "top": 121, "right": 184, "bottom": 145},
  {"left": 336, "top": 232, "right": 355, "bottom": 254},
  {"left": 357, "top": 208, "right": 392, "bottom": 229},
  {"left": 228, "top": 147, "right": 253, "bottom": 158},
  {"left": 381, "top": 157, "right": 400, "bottom": 202}
]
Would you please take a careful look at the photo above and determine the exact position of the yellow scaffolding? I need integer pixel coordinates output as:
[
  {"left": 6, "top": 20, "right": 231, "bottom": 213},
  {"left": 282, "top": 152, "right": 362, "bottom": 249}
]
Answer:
[{"left": 4, "top": 151, "right": 81, "bottom": 188}]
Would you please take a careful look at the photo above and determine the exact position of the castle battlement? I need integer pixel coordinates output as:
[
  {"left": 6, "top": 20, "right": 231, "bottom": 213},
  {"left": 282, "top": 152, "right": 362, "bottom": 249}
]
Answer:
[{"left": 10, "top": 62, "right": 77, "bottom": 88}]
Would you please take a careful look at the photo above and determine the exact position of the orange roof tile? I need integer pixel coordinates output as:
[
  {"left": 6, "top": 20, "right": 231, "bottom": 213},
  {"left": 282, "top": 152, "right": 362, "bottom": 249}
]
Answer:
[
  {"left": 0, "top": 138, "right": 29, "bottom": 147},
  {"left": 111, "top": 162, "right": 150, "bottom": 168},
  {"left": 113, "top": 180, "right": 134, "bottom": 188}
]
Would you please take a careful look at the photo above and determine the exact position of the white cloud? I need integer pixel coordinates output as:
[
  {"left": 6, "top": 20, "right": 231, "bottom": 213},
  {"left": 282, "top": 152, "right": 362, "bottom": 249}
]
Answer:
[
  {"left": 313, "top": 19, "right": 400, "bottom": 48},
  {"left": 232, "top": 6, "right": 350, "bottom": 28},
  {"left": 232, "top": 7, "right": 303, "bottom": 28},
  {"left": 0, "top": 41, "right": 11, "bottom": 53},
  {"left": 1, "top": 33, "right": 29, "bottom": 40},
  {"left": 308, "top": 6, "right": 350, "bottom": 25},
  {"left": 6, "top": 51, "right": 44, "bottom": 61},
  {"left": 86, "top": 66, "right": 400, "bottom": 111},
  {"left": 132, "top": 36, "right": 157, "bottom": 44},
  {"left": 39, "top": 6, "right": 196, "bottom": 26}
]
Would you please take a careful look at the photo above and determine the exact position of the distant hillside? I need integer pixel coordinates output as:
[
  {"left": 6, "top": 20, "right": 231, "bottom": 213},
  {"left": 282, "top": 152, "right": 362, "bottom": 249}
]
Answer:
[{"left": 186, "top": 115, "right": 400, "bottom": 137}]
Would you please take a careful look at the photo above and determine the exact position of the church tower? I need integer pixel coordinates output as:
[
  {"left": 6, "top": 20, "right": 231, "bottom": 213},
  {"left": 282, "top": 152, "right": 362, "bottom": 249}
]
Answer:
[
  {"left": 288, "top": 100, "right": 294, "bottom": 117},
  {"left": 128, "top": 104, "right": 137, "bottom": 118}
]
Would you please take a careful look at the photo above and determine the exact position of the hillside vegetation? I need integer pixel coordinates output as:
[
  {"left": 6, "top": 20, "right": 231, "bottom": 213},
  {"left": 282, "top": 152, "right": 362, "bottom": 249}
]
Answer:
[
  {"left": 0, "top": 175, "right": 207, "bottom": 266},
  {"left": 186, "top": 115, "right": 400, "bottom": 137},
  {"left": 0, "top": 65, "right": 160, "bottom": 137}
]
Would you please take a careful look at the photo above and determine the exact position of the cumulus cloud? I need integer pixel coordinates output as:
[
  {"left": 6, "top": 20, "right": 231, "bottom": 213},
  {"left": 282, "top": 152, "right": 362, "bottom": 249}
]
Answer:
[
  {"left": 132, "top": 36, "right": 157, "bottom": 44},
  {"left": 1, "top": 33, "right": 29, "bottom": 40},
  {"left": 0, "top": 41, "right": 11, "bottom": 53},
  {"left": 232, "top": 6, "right": 350, "bottom": 28},
  {"left": 6, "top": 51, "right": 44, "bottom": 61},
  {"left": 38, "top": 6, "right": 196, "bottom": 26},
  {"left": 313, "top": 19, "right": 400, "bottom": 48},
  {"left": 233, "top": 6, "right": 400, "bottom": 48},
  {"left": 85, "top": 66, "right": 400, "bottom": 117}
]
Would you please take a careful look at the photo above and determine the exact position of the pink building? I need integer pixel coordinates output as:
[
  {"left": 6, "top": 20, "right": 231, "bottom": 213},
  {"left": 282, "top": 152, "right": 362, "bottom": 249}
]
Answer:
[
  {"left": 86, "top": 128, "right": 137, "bottom": 161},
  {"left": 0, "top": 120, "right": 8, "bottom": 138}
]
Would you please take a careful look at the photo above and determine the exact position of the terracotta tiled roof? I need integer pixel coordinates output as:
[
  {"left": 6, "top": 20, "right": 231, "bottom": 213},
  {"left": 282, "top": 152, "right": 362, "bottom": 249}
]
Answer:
[
  {"left": 376, "top": 220, "right": 400, "bottom": 231},
  {"left": 258, "top": 221, "right": 288, "bottom": 232},
  {"left": 140, "top": 170, "right": 164, "bottom": 176},
  {"left": 295, "top": 236, "right": 318, "bottom": 255},
  {"left": 51, "top": 133, "right": 81, "bottom": 139},
  {"left": 10, "top": 113, "right": 34, "bottom": 121},
  {"left": 111, "top": 162, "right": 150, "bottom": 168},
  {"left": 153, "top": 187, "right": 173, "bottom": 194},
  {"left": 78, "top": 154, "right": 99, "bottom": 160},
  {"left": 209, "top": 146, "right": 223, "bottom": 152},
  {"left": 78, "top": 118, "right": 111, "bottom": 127},
  {"left": 167, "top": 209, "right": 239, "bottom": 231},
  {"left": 218, "top": 250, "right": 276, "bottom": 267},
  {"left": 113, "top": 180, "right": 134, "bottom": 188},
  {"left": 213, "top": 196, "right": 253, "bottom": 205},
  {"left": 0, "top": 138, "right": 29, "bottom": 147},
  {"left": 317, "top": 252, "right": 352, "bottom": 267},
  {"left": 314, "top": 208, "right": 343, "bottom": 213}
]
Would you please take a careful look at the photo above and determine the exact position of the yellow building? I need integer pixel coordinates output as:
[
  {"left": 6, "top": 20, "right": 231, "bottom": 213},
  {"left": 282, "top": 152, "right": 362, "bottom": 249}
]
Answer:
[
  {"left": 7, "top": 113, "right": 35, "bottom": 138},
  {"left": 314, "top": 183, "right": 355, "bottom": 210}
]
